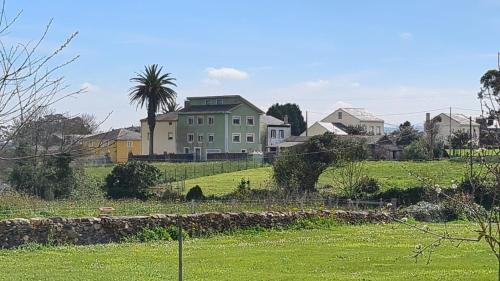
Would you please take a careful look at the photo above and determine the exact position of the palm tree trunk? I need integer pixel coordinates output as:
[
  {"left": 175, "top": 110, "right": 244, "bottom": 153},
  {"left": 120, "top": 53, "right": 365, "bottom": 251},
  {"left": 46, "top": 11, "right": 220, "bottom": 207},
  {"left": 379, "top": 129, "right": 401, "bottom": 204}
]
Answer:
[{"left": 149, "top": 125, "right": 154, "bottom": 156}]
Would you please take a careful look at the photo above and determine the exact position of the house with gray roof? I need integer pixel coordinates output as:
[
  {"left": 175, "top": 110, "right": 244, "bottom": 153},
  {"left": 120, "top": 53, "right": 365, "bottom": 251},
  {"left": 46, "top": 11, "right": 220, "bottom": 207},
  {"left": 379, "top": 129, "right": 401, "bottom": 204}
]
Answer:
[
  {"left": 320, "top": 108, "right": 384, "bottom": 136},
  {"left": 428, "top": 113, "right": 480, "bottom": 145}
]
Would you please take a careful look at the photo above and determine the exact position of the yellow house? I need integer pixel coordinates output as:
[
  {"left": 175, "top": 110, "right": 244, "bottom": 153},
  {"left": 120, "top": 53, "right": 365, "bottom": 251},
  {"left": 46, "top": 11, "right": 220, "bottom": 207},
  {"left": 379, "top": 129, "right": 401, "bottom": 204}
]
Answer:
[{"left": 82, "top": 128, "right": 141, "bottom": 163}]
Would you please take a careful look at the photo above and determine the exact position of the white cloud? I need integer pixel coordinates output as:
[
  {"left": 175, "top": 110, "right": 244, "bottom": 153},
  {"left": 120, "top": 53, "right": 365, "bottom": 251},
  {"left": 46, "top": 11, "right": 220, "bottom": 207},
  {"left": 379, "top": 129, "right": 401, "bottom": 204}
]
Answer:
[
  {"left": 201, "top": 78, "right": 221, "bottom": 86},
  {"left": 80, "top": 82, "right": 100, "bottom": 93},
  {"left": 334, "top": 101, "right": 353, "bottom": 108},
  {"left": 302, "top": 79, "right": 331, "bottom": 89},
  {"left": 206, "top": 67, "right": 249, "bottom": 80},
  {"left": 400, "top": 32, "right": 413, "bottom": 40}
]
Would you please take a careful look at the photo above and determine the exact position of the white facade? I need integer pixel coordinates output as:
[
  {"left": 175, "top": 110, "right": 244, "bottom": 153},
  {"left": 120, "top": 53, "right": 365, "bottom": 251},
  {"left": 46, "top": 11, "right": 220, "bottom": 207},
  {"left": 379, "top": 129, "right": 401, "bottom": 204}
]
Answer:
[
  {"left": 321, "top": 108, "right": 384, "bottom": 135},
  {"left": 140, "top": 113, "right": 178, "bottom": 155},
  {"left": 260, "top": 115, "right": 291, "bottom": 152},
  {"left": 430, "top": 113, "right": 480, "bottom": 145}
]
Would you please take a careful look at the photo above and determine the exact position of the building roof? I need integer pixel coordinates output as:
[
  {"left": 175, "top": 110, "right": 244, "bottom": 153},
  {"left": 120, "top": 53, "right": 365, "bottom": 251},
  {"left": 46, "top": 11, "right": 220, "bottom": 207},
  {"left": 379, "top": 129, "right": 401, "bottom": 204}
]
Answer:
[
  {"left": 85, "top": 128, "right": 140, "bottom": 141},
  {"left": 317, "top": 122, "right": 348, "bottom": 135},
  {"left": 141, "top": 112, "right": 178, "bottom": 122},
  {"left": 183, "top": 95, "right": 265, "bottom": 114},
  {"left": 179, "top": 104, "right": 240, "bottom": 113},
  {"left": 438, "top": 113, "right": 479, "bottom": 126},
  {"left": 261, "top": 115, "right": 287, "bottom": 126},
  {"left": 339, "top": 108, "right": 384, "bottom": 122}
]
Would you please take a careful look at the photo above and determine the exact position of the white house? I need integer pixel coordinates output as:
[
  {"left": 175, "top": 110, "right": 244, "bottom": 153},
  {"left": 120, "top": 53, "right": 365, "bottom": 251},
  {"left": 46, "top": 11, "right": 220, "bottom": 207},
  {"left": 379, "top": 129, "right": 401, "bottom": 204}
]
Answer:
[
  {"left": 300, "top": 121, "right": 348, "bottom": 136},
  {"left": 140, "top": 112, "right": 178, "bottom": 155},
  {"left": 260, "top": 115, "right": 291, "bottom": 152},
  {"left": 321, "top": 108, "right": 384, "bottom": 135},
  {"left": 428, "top": 113, "right": 480, "bottom": 145}
]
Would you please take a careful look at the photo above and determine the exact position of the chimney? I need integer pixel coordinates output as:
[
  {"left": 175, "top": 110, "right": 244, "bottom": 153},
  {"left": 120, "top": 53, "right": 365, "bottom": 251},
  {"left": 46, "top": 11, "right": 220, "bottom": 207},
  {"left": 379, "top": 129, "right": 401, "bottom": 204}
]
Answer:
[
  {"left": 426, "top": 113, "right": 430, "bottom": 122},
  {"left": 284, "top": 115, "right": 289, "bottom": 124}
]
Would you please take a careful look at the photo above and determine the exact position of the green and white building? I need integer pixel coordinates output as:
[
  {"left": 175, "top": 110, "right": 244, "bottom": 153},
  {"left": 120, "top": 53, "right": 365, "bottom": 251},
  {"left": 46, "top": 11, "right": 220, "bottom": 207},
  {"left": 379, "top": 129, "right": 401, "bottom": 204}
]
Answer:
[{"left": 176, "top": 95, "right": 264, "bottom": 160}]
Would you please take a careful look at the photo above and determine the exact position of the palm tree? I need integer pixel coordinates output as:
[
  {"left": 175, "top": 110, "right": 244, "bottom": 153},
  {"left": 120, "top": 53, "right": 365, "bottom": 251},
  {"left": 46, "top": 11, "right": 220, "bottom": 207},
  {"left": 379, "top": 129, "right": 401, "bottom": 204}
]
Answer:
[
  {"left": 129, "top": 64, "right": 177, "bottom": 156},
  {"left": 161, "top": 101, "right": 182, "bottom": 113}
]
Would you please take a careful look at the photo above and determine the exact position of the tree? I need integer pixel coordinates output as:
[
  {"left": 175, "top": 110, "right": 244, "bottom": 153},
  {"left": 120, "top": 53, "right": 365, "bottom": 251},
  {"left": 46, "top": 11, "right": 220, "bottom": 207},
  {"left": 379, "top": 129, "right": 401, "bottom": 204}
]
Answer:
[
  {"left": 449, "top": 130, "right": 469, "bottom": 150},
  {"left": 273, "top": 133, "right": 366, "bottom": 193},
  {"left": 394, "top": 121, "right": 421, "bottom": 146},
  {"left": 0, "top": 1, "right": 81, "bottom": 160},
  {"left": 345, "top": 125, "right": 367, "bottom": 135},
  {"left": 161, "top": 102, "right": 182, "bottom": 113},
  {"left": 394, "top": 68, "right": 500, "bottom": 277},
  {"left": 266, "top": 103, "right": 306, "bottom": 136},
  {"left": 129, "top": 65, "right": 177, "bottom": 156}
]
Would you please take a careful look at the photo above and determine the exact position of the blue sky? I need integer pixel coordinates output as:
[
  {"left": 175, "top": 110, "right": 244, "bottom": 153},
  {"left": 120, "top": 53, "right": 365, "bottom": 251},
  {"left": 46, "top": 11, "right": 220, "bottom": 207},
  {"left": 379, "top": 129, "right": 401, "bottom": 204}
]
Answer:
[{"left": 5, "top": 0, "right": 500, "bottom": 129}]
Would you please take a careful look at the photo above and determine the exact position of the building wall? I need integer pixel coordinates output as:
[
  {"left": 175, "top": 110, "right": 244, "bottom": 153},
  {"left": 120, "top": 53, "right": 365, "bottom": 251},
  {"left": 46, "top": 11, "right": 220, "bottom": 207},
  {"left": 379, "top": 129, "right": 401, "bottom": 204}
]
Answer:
[
  {"left": 82, "top": 139, "right": 117, "bottom": 163},
  {"left": 227, "top": 105, "right": 261, "bottom": 153},
  {"left": 300, "top": 122, "right": 328, "bottom": 136},
  {"left": 176, "top": 112, "right": 227, "bottom": 158},
  {"left": 176, "top": 105, "right": 262, "bottom": 159},
  {"left": 141, "top": 120, "right": 177, "bottom": 155},
  {"left": 266, "top": 125, "right": 291, "bottom": 151},
  {"left": 116, "top": 140, "right": 140, "bottom": 163},
  {"left": 321, "top": 109, "right": 384, "bottom": 135},
  {"left": 433, "top": 114, "right": 480, "bottom": 144}
]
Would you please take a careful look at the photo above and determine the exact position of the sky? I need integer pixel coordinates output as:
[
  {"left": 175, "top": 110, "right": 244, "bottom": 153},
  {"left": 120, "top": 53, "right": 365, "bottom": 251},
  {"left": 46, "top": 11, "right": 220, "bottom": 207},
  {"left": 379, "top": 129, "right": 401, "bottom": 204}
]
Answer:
[{"left": 4, "top": 0, "right": 500, "bottom": 130}]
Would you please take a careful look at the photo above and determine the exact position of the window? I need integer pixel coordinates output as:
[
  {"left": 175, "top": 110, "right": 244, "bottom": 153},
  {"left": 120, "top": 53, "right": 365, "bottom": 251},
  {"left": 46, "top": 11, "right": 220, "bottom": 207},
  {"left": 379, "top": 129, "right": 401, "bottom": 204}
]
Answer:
[
  {"left": 232, "top": 116, "right": 241, "bottom": 125},
  {"left": 197, "top": 116, "right": 204, "bottom": 125},
  {"left": 241, "top": 149, "right": 247, "bottom": 153},
  {"left": 187, "top": 116, "right": 194, "bottom": 125},
  {"left": 127, "top": 141, "right": 133, "bottom": 148},
  {"left": 369, "top": 126, "right": 374, "bottom": 134},
  {"left": 168, "top": 132, "right": 173, "bottom": 140},
  {"left": 205, "top": 99, "right": 214, "bottom": 105},
  {"left": 197, "top": 133, "right": 204, "bottom": 143},
  {"left": 187, "top": 133, "right": 194, "bottom": 143},
  {"left": 338, "top": 111, "right": 342, "bottom": 119},
  {"left": 246, "top": 116, "right": 255, "bottom": 126},
  {"left": 232, "top": 133, "right": 241, "bottom": 143},
  {"left": 184, "top": 147, "right": 190, "bottom": 154},
  {"left": 169, "top": 122, "right": 172, "bottom": 126},
  {"left": 246, "top": 133, "right": 255, "bottom": 143},
  {"left": 279, "top": 129, "right": 285, "bottom": 139},
  {"left": 208, "top": 116, "right": 215, "bottom": 125},
  {"left": 216, "top": 98, "right": 223, "bottom": 105},
  {"left": 270, "top": 129, "right": 276, "bottom": 138},
  {"left": 208, "top": 134, "right": 215, "bottom": 143},
  {"left": 376, "top": 126, "right": 381, "bottom": 135}
]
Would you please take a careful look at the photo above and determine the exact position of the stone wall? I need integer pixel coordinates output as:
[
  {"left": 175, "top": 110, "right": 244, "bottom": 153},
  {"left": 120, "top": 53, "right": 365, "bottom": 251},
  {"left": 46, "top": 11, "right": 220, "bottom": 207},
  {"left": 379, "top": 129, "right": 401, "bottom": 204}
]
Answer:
[{"left": 0, "top": 210, "right": 389, "bottom": 249}]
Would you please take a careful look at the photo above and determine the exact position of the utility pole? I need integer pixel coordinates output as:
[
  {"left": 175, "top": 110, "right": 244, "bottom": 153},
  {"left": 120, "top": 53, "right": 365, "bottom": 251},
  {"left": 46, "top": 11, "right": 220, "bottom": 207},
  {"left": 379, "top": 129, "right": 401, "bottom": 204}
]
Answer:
[
  {"left": 449, "top": 107, "right": 452, "bottom": 156},
  {"left": 469, "top": 116, "right": 473, "bottom": 180},
  {"left": 497, "top": 51, "right": 500, "bottom": 70},
  {"left": 178, "top": 214, "right": 183, "bottom": 281},
  {"left": 305, "top": 110, "right": 308, "bottom": 136}
]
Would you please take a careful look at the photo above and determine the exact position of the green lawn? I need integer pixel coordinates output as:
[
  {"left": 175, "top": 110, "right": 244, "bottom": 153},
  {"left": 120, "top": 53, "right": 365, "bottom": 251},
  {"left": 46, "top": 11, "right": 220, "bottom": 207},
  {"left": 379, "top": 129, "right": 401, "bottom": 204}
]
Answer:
[
  {"left": 85, "top": 160, "right": 265, "bottom": 181},
  {"left": 185, "top": 160, "right": 471, "bottom": 196},
  {"left": 0, "top": 223, "right": 495, "bottom": 280}
]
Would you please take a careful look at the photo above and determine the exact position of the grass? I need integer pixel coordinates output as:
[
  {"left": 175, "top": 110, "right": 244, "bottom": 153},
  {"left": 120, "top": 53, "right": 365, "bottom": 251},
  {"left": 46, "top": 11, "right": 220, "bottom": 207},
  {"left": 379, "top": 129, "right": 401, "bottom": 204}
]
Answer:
[
  {"left": 0, "top": 223, "right": 495, "bottom": 280},
  {"left": 185, "top": 160, "right": 471, "bottom": 196},
  {"left": 85, "top": 160, "right": 266, "bottom": 181}
]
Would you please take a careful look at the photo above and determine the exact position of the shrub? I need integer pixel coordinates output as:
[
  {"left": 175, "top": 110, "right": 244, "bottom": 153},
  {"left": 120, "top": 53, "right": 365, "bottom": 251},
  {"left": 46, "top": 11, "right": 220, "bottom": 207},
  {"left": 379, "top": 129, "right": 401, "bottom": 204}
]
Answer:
[
  {"left": 104, "top": 161, "right": 161, "bottom": 199},
  {"left": 403, "top": 139, "right": 430, "bottom": 160},
  {"left": 186, "top": 185, "right": 205, "bottom": 201},
  {"left": 357, "top": 176, "right": 380, "bottom": 195},
  {"left": 457, "top": 174, "right": 495, "bottom": 209},
  {"left": 372, "top": 186, "right": 428, "bottom": 206},
  {"left": 8, "top": 153, "right": 79, "bottom": 200}
]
